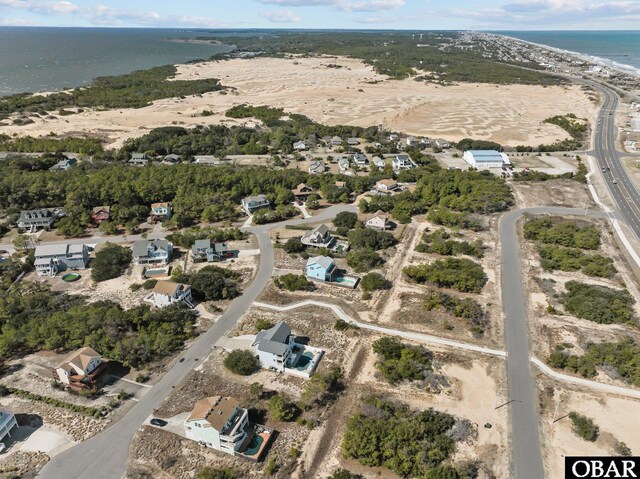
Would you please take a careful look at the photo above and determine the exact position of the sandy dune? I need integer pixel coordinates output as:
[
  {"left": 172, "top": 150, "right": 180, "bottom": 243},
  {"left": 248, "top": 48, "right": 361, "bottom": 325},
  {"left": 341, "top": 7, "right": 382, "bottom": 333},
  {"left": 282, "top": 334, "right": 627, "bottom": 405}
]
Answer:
[{"left": 1, "top": 56, "right": 598, "bottom": 148}]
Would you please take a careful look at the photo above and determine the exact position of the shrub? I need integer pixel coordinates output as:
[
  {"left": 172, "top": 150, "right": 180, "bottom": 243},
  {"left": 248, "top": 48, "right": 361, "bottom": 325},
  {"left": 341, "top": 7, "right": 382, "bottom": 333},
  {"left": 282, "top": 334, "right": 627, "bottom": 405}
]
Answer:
[
  {"left": 300, "top": 366, "right": 344, "bottom": 408},
  {"left": 423, "top": 289, "right": 487, "bottom": 337},
  {"left": 568, "top": 412, "right": 599, "bottom": 442},
  {"left": 346, "top": 248, "right": 383, "bottom": 273},
  {"left": 91, "top": 243, "right": 132, "bottom": 282},
  {"left": 267, "top": 393, "right": 299, "bottom": 421},
  {"left": 142, "top": 279, "right": 158, "bottom": 290},
  {"left": 360, "top": 272, "right": 391, "bottom": 292},
  {"left": 274, "top": 273, "right": 313, "bottom": 291},
  {"left": 524, "top": 218, "right": 600, "bottom": 250},
  {"left": 560, "top": 281, "right": 634, "bottom": 325},
  {"left": 538, "top": 245, "right": 615, "bottom": 278},
  {"left": 404, "top": 258, "right": 487, "bottom": 293},
  {"left": 328, "top": 470, "right": 363, "bottom": 479},
  {"left": 416, "top": 228, "right": 484, "bottom": 258},
  {"left": 197, "top": 467, "right": 239, "bottom": 479},
  {"left": 348, "top": 228, "right": 397, "bottom": 250},
  {"left": 255, "top": 319, "right": 273, "bottom": 331},
  {"left": 265, "top": 459, "right": 279, "bottom": 476},
  {"left": 283, "top": 237, "right": 306, "bottom": 254},
  {"left": 333, "top": 211, "right": 358, "bottom": 229},
  {"left": 223, "top": 350, "right": 260, "bottom": 376},
  {"left": 372, "top": 337, "right": 433, "bottom": 385}
]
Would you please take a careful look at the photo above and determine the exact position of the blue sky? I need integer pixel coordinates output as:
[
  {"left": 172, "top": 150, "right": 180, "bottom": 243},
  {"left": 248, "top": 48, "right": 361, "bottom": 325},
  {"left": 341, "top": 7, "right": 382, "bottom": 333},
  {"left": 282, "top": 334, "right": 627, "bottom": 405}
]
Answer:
[{"left": 0, "top": 0, "right": 638, "bottom": 29}]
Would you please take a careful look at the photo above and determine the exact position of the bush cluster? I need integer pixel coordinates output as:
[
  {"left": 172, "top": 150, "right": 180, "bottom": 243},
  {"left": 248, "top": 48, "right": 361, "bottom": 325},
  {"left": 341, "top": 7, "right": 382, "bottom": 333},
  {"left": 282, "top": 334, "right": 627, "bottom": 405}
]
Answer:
[
  {"left": 372, "top": 337, "right": 433, "bottom": 385},
  {"left": 524, "top": 218, "right": 600, "bottom": 250},
  {"left": 416, "top": 228, "right": 484, "bottom": 258},
  {"left": 404, "top": 258, "right": 487, "bottom": 293},
  {"left": 560, "top": 280, "right": 635, "bottom": 325},
  {"left": 423, "top": 289, "right": 487, "bottom": 337}
]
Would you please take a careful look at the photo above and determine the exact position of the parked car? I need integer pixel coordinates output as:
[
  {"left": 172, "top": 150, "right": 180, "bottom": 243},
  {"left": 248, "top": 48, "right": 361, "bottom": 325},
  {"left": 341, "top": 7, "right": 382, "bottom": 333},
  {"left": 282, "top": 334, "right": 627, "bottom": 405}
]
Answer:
[{"left": 150, "top": 418, "right": 167, "bottom": 427}]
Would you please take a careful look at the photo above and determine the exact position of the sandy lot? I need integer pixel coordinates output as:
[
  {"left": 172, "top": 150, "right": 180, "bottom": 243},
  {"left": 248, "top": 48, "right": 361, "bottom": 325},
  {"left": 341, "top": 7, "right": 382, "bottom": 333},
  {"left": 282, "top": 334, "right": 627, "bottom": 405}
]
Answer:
[
  {"left": 1, "top": 56, "right": 598, "bottom": 148},
  {"left": 537, "top": 375, "right": 640, "bottom": 479}
]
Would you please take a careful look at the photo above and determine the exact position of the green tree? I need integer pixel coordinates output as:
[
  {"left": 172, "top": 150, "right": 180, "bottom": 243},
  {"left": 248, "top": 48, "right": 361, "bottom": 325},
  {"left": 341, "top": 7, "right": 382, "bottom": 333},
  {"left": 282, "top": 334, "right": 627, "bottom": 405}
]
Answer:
[
  {"left": 223, "top": 350, "right": 260, "bottom": 376},
  {"left": 360, "top": 272, "right": 391, "bottom": 292},
  {"left": 284, "top": 237, "right": 306, "bottom": 254},
  {"left": 267, "top": 392, "right": 299, "bottom": 421},
  {"left": 333, "top": 211, "right": 358, "bottom": 229},
  {"left": 91, "top": 243, "right": 132, "bottom": 282},
  {"left": 346, "top": 249, "right": 383, "bottom": 273}
]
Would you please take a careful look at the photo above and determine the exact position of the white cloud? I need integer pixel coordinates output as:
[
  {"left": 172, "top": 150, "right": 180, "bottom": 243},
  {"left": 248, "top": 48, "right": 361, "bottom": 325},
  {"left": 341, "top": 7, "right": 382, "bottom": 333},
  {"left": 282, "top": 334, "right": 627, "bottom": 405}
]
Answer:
[
  {"left": 257, "top": 0, "right": 405, "bottom": 12},
  {"left": 447, "top": 0, "right": 640, "bottom": 27},
  {"left": 0, "top": 15, "right": 37, "bottom": 25},
  {"left": 0, "top": 0, "right": 228, "bottom": 27},
  {"left": 258, "top": 9, "right": 301, "bottom": 22}
]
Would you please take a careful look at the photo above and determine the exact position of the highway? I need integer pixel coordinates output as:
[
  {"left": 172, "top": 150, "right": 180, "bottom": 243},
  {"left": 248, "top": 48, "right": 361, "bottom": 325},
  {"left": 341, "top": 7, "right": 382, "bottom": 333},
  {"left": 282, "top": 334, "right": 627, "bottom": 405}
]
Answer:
[{"left": 37, "top": 204, "right": 356, "bottom": 479}]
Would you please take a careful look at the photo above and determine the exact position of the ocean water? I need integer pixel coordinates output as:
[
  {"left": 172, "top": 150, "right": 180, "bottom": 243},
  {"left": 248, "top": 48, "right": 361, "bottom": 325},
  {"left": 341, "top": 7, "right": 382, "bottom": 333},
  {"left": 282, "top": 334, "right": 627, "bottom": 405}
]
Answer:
[
  {"left": 0, "top": 27, "right": 232, "bottom": 97},
  {"left": 496, "top": 30, "right": 640, "bottom": 76}
]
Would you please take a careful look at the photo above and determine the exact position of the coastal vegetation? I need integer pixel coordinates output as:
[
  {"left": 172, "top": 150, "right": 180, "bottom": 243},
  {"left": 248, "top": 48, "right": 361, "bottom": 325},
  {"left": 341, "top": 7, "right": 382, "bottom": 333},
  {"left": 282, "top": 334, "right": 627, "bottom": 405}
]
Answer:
[
  {"left": 211, "top": 32, "right": 562, "bottom": 85},
  {"left": 548, "top": 337, "right": 640, "bottom": 386},
  {"left": 423, "top": 289, "right": 487, "bottom": 337},
  {"left": 559, "top": 280, "right": 635, "bottom": 325},
  {"left": 524, "top": 218, "right": 600, "bottom": 250},
  {"left": 568, "top": 412, "right": 599, "bottom": 442},
  {"left": 223, "top": 350, "right": 260, "bottom": 376},
  {"left": 342, "top": 396, "right": 472, "bottom": 478},
  {"left": 0, "top": 65, "right": 225, "bottom": 120},
  {"left": 404, "top": 258, "right": 488, "bottom": 293},
  {"left": 0, "top": 283, "right": 197, "bottom": 367},
  {"left": 537, "top": 245, "right": 616, "bottom": 278},
  {"left": 91, "top": 244, "right": 133, "bottom": 282},
  {"left": 416, "top": 228, "right": 484, "bottom": 258},
  {"left": 0, "top": 134, "right": 103, "bottom": 155}
]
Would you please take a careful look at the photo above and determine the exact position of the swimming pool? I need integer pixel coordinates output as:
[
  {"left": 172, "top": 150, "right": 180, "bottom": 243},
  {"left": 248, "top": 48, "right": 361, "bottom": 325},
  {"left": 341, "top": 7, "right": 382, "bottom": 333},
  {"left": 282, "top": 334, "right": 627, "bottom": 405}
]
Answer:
[
  {"left": 144, "top": 267, "right": 169, "bottom": 278},
  {"left": 243, "top": 435, "right": 264, "bottom": 456},
  {"left": 334, "top": 275, "right": 358, "bottom": 286},
  {"left": 295, "top": 352, "right": 314, "bottom": 371}
]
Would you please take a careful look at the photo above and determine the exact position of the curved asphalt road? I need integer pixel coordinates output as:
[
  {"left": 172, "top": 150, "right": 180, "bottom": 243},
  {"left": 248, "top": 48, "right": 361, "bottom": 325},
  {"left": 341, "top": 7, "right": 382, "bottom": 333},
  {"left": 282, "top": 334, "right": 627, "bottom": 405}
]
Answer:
[
  {"left": 37, "top": 204, "right": 357, "bottom": 479},
  {"left": 501, "top": 207, "right": 607, "bottom": 479}
]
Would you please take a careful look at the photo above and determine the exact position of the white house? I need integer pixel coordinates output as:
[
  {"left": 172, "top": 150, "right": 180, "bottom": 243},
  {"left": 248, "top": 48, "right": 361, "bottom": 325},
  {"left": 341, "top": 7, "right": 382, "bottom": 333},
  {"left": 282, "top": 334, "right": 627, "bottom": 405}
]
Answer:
[
  {"left": 373, "top": 156, "right": 386, "bottom": 169},
  {"left": 353, "top": 152, "right": 368, "bottom": 167},
  {"left": 392, "top": 154, "right": 415, "bottom": 171},
  {"left": 301, "top": 224, "right": 334, "bottom": 248},
  {"left": 462, "top": 150, "right": 511, "bottom": 169},
  {"left": 184, "top": 396, "right": 250, "bottom": 455},
  {"left": 338, "top": 158, "right": 351, "bottom": 172},
  {"left": 308, "top": 160, "right": 325, "bottom": 174},
  {"left": 406, "top": 136, "right": 418, "bottom": 147},
  {"left": 389, "top": 134, "right": 399, "bottom": 141},
  {"left": 252, "top": 322, "right": 295, "bottom": 373},
  {"left": 49, "top": 157, "right": 78, "bottom": 171},
  {"left": 132, "top": 239, "right": 173, "bottom": 265},
  {"left": 331, "top": 136, "right": 343, "bottom": 146},
  {"left": 150, "top": 202, "right": 172, "bottom": 223},
  {"left": 128, "top": 153, "right": 148, "bottom": 166},
  {"left": 162, "top": 154, "right": 182, "bottom": 165},
  {"left": 347, "top": 137, "right": 360, "bottom": 146},
  {"left": 0, "top": 410, "right": 18, "bottom": 445},
  {"left": 52, "top": 347, "right": 106, "bottom": 391},
  {"left": 241, "top": 195, "right": 270, "bottom": 215},
  {"left": 293, "top": 140, "right": 307, "bottom": 151},
  {"left": 144, "top": 281, "right": 194, "bottom": 309},
  {"left": 193, "top": 156, "right": 223, "bottom": 166},
  {"left": 376, "top": 179, "right": 398, "bottom": 194},
  {"left": 365, "top": 211, "right": 391, "bottom": 231},
  {"left": 435, "top": 138, "right": 450, "bottom": 149}
]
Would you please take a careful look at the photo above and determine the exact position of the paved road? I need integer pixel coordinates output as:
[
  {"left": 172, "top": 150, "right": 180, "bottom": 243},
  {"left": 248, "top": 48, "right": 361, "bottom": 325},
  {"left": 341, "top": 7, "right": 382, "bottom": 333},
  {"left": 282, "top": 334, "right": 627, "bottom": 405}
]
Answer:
[
  {"left": 500, "top": 207, "right": 608, "bottom": 479},
  {"left": 586, "top": 83, "right": 640, "bottom": 241},
  {"left": 37, "top": 204, "right": 356, "bottom": 479}
]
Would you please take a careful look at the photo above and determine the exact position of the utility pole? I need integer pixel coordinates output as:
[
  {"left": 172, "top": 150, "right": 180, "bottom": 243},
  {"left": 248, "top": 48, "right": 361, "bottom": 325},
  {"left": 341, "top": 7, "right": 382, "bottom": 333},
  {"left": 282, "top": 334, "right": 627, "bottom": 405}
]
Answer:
[{"left": 551, "top": 398, "right": 564, "bottom": 424}]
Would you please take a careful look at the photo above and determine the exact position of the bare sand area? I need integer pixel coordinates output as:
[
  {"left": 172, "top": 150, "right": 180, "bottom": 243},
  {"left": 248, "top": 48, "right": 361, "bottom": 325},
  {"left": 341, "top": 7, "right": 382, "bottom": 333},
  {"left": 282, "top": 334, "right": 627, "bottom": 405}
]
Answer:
[{"left": 1, "top": 56, "right": 598, "bottom": 148}]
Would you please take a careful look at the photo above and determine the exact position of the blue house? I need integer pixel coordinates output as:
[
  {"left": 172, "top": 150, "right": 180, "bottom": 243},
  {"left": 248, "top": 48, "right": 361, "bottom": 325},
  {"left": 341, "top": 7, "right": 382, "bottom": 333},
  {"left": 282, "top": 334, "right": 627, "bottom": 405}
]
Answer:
[{"left": 305, "top": 256, "right": 336, "bottom": 282}]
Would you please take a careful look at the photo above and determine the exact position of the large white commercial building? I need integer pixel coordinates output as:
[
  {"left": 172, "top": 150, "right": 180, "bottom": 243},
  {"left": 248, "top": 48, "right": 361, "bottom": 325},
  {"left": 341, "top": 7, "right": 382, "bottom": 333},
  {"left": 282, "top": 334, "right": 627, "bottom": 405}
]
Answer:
[{"left": 463, "top": 150, "right": 511, "bottom": 169}]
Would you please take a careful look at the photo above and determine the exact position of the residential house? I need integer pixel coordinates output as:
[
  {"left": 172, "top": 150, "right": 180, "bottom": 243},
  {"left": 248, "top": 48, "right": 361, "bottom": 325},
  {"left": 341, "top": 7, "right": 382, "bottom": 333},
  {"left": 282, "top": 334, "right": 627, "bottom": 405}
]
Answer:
[
  {"left": 17, "top": 209, "right": 55, "bottom": 232},
  {"left": 420, "top": 138, "right": 432, "bottom": 146},
  {"left": 293, "top": 140, "right": 307, "bottom": 151},
  {"left": 353, "top": 152, "right": 368, "bottom": 167},
  {"left": 128, "top": 153, "right": 149, "bottom": 166},
  {"left": 241, "top": 195, "right": 270, "bottom": 215},
  {"left": 406, "top": 136, "right": 418, "bottom": 147},
  {"left": 193, "top": 156, "right": 223, "bottom": 166},
  {"left": 330, "top": 136, "right": 343, "bottom": 147},
  {"left": 338, "top": 158, "right": 350, "bottom": 173},
  {"left": 34, "top": 244, "right": 89, "bottom": 276},
  {"left": 301, "top": 224, "right": 334, "bottom": 248},
  {"left": 389, "top": 133, "right": 399, "bottom": 141},
  {"left": 253, "top": 322, "right": 295, "bottom": 373},
  {"left": 373, "top": 156, "right": 386, "bottom": 169},
  {"left": 435, "top": 138, "right": 451, "bottom": 149},
  {"left": 191, "top": 239, "right": 231, "bottom": 262},
  {"left": 184, "top": 396, "right": 251, "bottom": 455},
  {"left": 291, "top": 183, "right": 314, "bottom": 201},
  {"left": 144, "top": 280, "right": 194, "bottom": 309},
  {"left": 132, "top": 239, "right": 173, "bottom": 265},
  {"left": 365, "top": 211, "right": 391, "bottom": 231},
  {"left": 305, "top": 256, "right": 336, "bottom": 282},
  {"left": 150, "top": 202, "right": 172, "bottom": 223},
  {"left": 347, "top": 137, "right": 360, "bottom": 146},
  {"left": 376, "top": 179, "right": 399, "bottom": 194},
  {"left": 49, "top": 157, "right": 77, "bottom": 171},
  {"left": 162, "top": 154, "right": 182, "bottom": 165},
  {"left": 52, "top": 347, "right": 106, "bottom": 392},
  {"left": 0, "top": 410, "right": 18, "bottom": 444},
  {"left": 91, "top": 206, "right": 110, "bottom": 225},
  {"left": 335, "top": 181, "right": 347, "bottom": 188},
  {"left": 392, "top": 153, "right": 415, "bottom": 171},
  {"left": 308, "top": 160, "right": 325, "bottom": 174},
  {"left": 252, "top": 322, "right": 324, "bottom": 378}
]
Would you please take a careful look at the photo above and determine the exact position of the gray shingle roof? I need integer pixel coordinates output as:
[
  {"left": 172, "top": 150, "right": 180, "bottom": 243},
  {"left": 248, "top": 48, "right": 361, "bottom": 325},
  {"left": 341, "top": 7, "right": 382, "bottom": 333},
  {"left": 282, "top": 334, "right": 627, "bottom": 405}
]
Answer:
[
  {"left": 306, "top": 255, "right": 334, "bottom": 270},
  {"left": 255, "top": 321, "right": 292, "bottom": 355}
]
